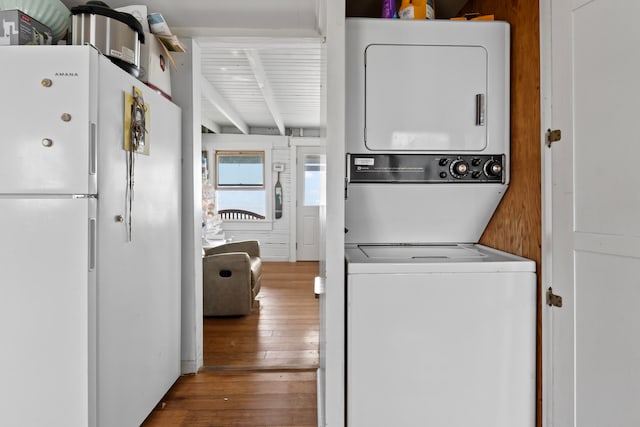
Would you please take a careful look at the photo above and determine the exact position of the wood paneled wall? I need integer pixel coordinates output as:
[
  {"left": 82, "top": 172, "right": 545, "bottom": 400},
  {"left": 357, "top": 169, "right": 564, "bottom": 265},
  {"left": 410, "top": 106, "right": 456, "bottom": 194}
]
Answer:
[
  {"left": 460, "top": 1, "right": 542, "bottom": 426},
  {"left": 462, "top": 0, "right": 542, "bottom": 266}
]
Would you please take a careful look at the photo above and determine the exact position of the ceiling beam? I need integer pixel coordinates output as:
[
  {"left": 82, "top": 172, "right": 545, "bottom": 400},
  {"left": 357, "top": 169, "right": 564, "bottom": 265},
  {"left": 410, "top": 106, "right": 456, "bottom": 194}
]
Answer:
[
  {"left": 201, "top": 115, "right": 221, "bottom": 134},
  {"left": 244, "top": 49, "right": 285, "bottom": 136},
  {"left": 200, "top": 75, "right": 249, "bottom": 135}
]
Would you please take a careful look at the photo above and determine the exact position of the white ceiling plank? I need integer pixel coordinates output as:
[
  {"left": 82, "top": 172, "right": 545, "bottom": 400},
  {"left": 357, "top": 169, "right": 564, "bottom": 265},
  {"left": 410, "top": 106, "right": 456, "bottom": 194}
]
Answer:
[
  {"left": 196, "top": 37, "right": 323, "bottom": 50},
  {"left": 244, "top": 49, "right": 285, "bottom": 135},
  {"left": 201, "top": 115, "right": 221, "bottom": 134},
  {"left": 200, "top": 75, "right": 249, "bottom": 135}
]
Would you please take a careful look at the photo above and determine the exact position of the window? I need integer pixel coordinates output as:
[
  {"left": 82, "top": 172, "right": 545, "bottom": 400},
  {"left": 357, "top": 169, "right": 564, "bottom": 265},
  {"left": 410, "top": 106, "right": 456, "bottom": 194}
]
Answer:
[
  {"left": 303, "top": 154, "right": 322, "bottom": 206},
  {"left": 215, "top": 151, "right": 266, "bottom": 217}
]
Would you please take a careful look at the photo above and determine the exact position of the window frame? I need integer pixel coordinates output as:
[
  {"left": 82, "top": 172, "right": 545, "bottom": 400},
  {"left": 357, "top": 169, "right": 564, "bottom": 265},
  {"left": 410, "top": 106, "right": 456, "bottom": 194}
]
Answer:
[
  {"left": 214, "top": 150, "right": 267, "bottom": 221},
  {"left": 214, "top": 150, "right": 266, "bottom": 190}
]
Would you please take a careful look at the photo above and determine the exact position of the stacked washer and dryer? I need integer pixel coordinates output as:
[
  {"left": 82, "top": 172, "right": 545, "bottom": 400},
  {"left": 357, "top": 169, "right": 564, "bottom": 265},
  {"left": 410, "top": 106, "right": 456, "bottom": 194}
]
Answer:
[{"left": 344, "top": 19, "right": 536, "bottom": 427}]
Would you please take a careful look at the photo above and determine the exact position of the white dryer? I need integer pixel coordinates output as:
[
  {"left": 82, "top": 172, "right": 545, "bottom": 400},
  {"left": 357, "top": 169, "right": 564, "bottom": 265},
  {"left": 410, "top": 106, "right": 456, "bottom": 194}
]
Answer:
[
  {"left": 345, "top": 244, "right": 536, "bottom": 427},
  {"left": 345, "top": 18, "right": 511, "bottom": 245}
]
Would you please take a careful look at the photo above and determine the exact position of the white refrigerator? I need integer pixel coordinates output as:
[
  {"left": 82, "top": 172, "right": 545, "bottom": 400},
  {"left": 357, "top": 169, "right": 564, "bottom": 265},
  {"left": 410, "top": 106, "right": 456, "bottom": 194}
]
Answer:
[{"left": 0, "top": 46, "right": 182, "bottom": 427}]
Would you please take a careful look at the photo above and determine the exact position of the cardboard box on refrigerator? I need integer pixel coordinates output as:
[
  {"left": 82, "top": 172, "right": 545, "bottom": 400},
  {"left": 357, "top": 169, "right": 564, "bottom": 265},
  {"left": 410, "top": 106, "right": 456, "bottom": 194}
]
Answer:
[
  {"left": 0, "top": 10, "right": 53, "bottom": 45},
  {"left": 115, "top": 5, "right": 171, "bottom": 100},
  {"left": 140, "top": 32, "right": 172, "bottom": 100}
]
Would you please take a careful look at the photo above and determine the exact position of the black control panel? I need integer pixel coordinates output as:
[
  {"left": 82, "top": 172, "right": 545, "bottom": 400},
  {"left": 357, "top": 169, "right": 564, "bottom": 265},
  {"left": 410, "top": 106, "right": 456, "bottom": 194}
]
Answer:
[{"left": 348, "top": 153, "right": 505, "bottom": 183}]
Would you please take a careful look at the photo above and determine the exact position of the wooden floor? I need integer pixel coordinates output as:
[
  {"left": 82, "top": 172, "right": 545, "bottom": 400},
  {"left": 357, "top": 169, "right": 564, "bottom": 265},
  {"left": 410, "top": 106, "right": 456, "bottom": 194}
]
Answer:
[
  {"left": 143, "top": 261, "right": 320, "bottom": 427},
  {"left": 204, "top": 261, "right": 319, "bottom": 369}
]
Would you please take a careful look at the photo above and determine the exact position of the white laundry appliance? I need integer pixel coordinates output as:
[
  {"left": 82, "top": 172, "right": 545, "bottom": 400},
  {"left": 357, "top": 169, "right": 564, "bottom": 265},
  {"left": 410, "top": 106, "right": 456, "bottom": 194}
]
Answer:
[
  {"left": 344, "top": 19, "right": 536, "bottom": 427},
  {"left": 0, "top": 46, "right": 181, "bottom": 427}
]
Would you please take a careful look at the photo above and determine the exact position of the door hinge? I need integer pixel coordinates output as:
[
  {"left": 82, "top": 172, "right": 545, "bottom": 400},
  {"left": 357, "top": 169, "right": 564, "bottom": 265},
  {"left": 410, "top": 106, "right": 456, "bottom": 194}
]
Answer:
[
  {"left": 546, "top": 287, "right": 563, "bottom": 308},
  {"left": 546, "top": 129, "right": 562, "bottom": 147}
]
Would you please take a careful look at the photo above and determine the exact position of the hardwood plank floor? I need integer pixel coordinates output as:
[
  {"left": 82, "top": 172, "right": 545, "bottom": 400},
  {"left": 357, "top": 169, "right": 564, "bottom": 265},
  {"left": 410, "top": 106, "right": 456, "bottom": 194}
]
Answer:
[
  {"left": 143, "top": 262, "right": 320, "bottom": 426},
  {"left": 142, "top": 370, "right": 318, "bottom": 427},
  {"left": 205, "top": 261, "right": 319, "bottom": 369}
]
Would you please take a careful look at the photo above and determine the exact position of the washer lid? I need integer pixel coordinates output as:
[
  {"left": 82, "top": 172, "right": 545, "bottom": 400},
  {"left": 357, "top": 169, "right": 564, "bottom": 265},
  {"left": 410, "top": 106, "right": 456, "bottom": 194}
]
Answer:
[
  {"left": 359, "top": 244, "right": 487, "bottom": 260},
  {"left": 346, "top": 244, "right": 536, "bottom": 274}
]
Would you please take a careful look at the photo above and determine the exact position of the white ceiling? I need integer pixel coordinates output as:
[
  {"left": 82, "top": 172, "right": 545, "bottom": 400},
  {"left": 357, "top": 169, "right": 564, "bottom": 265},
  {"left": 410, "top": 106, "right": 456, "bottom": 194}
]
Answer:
[{"left": 60, "top": 0, "right": 468, "bottom": 134}]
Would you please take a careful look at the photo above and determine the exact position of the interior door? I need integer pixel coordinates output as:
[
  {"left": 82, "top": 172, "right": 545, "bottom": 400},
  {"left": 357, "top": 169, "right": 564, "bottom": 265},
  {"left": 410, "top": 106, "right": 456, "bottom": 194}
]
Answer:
[
  {"left": 296, "top": 146, "right": 322, "bottom": 261},
  {"left": 545, "top": 0, "right": 640, "bottom": 425}
]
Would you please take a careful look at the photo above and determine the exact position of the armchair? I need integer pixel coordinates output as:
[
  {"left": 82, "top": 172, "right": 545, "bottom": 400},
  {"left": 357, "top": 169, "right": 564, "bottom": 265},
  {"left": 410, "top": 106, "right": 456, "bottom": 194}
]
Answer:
[{"left": 202, "top": 240, "right": 262, "bottom": 316}]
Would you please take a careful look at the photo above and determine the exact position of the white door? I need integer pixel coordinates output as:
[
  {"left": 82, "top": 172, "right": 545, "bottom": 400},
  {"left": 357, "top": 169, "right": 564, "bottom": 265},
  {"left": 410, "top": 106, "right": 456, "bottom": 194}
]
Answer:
[
  {"left": 296, "top": 146, "right": 322, "bottom": 260},
  {"left": 544, "top": 1, "right": 640, "bottom": 425}
]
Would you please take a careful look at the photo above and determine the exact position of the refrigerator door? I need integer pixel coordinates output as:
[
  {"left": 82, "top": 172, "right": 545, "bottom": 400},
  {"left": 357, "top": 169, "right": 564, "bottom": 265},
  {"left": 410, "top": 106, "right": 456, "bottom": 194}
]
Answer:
[
  {"left": 94, "top": 54, "right": 182, "bottom": 427},
  {"left": 0, "top": 196, "right": 96, "bottom": 427},
  {"left": 0, "top": 46, "right": 97, "bottom": 195}
]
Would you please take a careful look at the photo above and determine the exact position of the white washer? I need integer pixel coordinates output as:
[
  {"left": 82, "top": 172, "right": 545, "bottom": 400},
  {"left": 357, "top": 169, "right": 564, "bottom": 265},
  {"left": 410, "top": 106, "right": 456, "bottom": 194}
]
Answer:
[{"left": 346, "top": 244, "right": 536, "bottom": 427}]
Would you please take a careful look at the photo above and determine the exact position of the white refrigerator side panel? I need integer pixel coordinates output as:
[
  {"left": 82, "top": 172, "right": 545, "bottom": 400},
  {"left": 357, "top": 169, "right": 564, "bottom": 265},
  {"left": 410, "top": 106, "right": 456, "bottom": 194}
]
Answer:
[
  {"left": 0, "top": 46, "right": 97, "bottom": 195},
  {"left": 0, "top": 197, "right": 93, "bottom": 427},
  {"left": 95, "top": 56, "right": 182, "bottom": 427},
  {"left": 347, "top": 271, "right": 536, "bottom": 427}
]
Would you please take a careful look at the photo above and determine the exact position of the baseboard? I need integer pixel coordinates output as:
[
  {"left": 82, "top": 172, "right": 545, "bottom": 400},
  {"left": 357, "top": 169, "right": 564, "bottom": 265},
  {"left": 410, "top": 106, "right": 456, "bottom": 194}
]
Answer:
[{"left": 181, "top": 360, "right": 198, "bottom": 374}]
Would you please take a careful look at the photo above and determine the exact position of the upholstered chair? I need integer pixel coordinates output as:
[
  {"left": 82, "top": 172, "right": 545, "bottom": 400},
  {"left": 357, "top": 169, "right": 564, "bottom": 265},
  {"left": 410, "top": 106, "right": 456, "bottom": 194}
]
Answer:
[{"left": 202, "top": 240, "right": 262, "bottom": 316}]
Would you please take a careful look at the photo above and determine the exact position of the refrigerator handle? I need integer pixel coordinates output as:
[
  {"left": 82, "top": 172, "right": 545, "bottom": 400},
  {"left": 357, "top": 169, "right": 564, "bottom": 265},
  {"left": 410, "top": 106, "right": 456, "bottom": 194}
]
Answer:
[
  {"left": 89, "top": 123, "right": 97, "bottom": 175},
  {"left": 88, "top": 218, "right": 97, "bottom": 271}
]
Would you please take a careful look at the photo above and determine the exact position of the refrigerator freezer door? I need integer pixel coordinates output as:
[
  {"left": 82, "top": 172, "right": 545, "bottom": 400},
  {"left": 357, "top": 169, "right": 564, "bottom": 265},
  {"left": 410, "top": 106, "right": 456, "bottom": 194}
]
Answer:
[
  {"left": 0, "top": 46, "right": 96, "bottom": 195},
  {"left": 0, "top": 196, "right": 95, "bottom": 427}
]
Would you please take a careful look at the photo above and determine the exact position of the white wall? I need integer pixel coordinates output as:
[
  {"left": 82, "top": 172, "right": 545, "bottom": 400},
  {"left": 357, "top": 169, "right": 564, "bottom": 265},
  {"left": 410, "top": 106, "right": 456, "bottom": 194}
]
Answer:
[
  {"left": 203, "top": 133, "right": 321, "bottom": 261},
  {"left": 320, "top": 0, "right": 346, "bottom": 425},
  {"left": 171, "top": 39, "right": 204, "bottom": 374}
]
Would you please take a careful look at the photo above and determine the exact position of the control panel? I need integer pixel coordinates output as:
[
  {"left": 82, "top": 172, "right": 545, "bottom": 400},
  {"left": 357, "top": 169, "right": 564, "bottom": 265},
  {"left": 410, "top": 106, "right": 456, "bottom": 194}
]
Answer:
[{"left": 347, "top": 153, "right": 505, "bottom": 183}]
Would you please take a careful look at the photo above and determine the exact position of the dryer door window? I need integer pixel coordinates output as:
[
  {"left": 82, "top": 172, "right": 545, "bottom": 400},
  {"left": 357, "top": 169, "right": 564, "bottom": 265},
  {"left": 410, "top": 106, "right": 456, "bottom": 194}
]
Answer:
[{"left": 365, "top": 44, "right": 488, "bottom": 151}]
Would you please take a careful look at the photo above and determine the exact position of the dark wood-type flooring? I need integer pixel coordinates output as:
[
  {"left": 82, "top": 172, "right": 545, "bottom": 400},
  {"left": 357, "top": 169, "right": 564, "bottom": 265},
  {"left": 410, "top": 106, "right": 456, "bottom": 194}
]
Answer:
[{"left": 143, "top": 261, "right": 320, "bottom": 427}]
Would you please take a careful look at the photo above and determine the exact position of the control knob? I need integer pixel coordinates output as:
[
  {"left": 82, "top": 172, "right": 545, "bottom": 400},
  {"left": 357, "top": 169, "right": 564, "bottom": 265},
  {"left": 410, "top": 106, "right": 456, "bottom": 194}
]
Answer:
[
  {"left": 484, "top": 160, "right": 503, "bottom": 177},
  {"left": 449, "top": 159, "right": 469, "bottom": 178}
]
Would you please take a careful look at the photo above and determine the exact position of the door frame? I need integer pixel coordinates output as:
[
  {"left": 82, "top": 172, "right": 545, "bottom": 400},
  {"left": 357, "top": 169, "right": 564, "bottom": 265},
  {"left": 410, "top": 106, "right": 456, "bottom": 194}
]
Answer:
[
  {"left": 540, "top": 1, "right": 553, "bottom": 425},
  {"left": 289, "top": 137, "right": 326, "bottom": 261}
]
